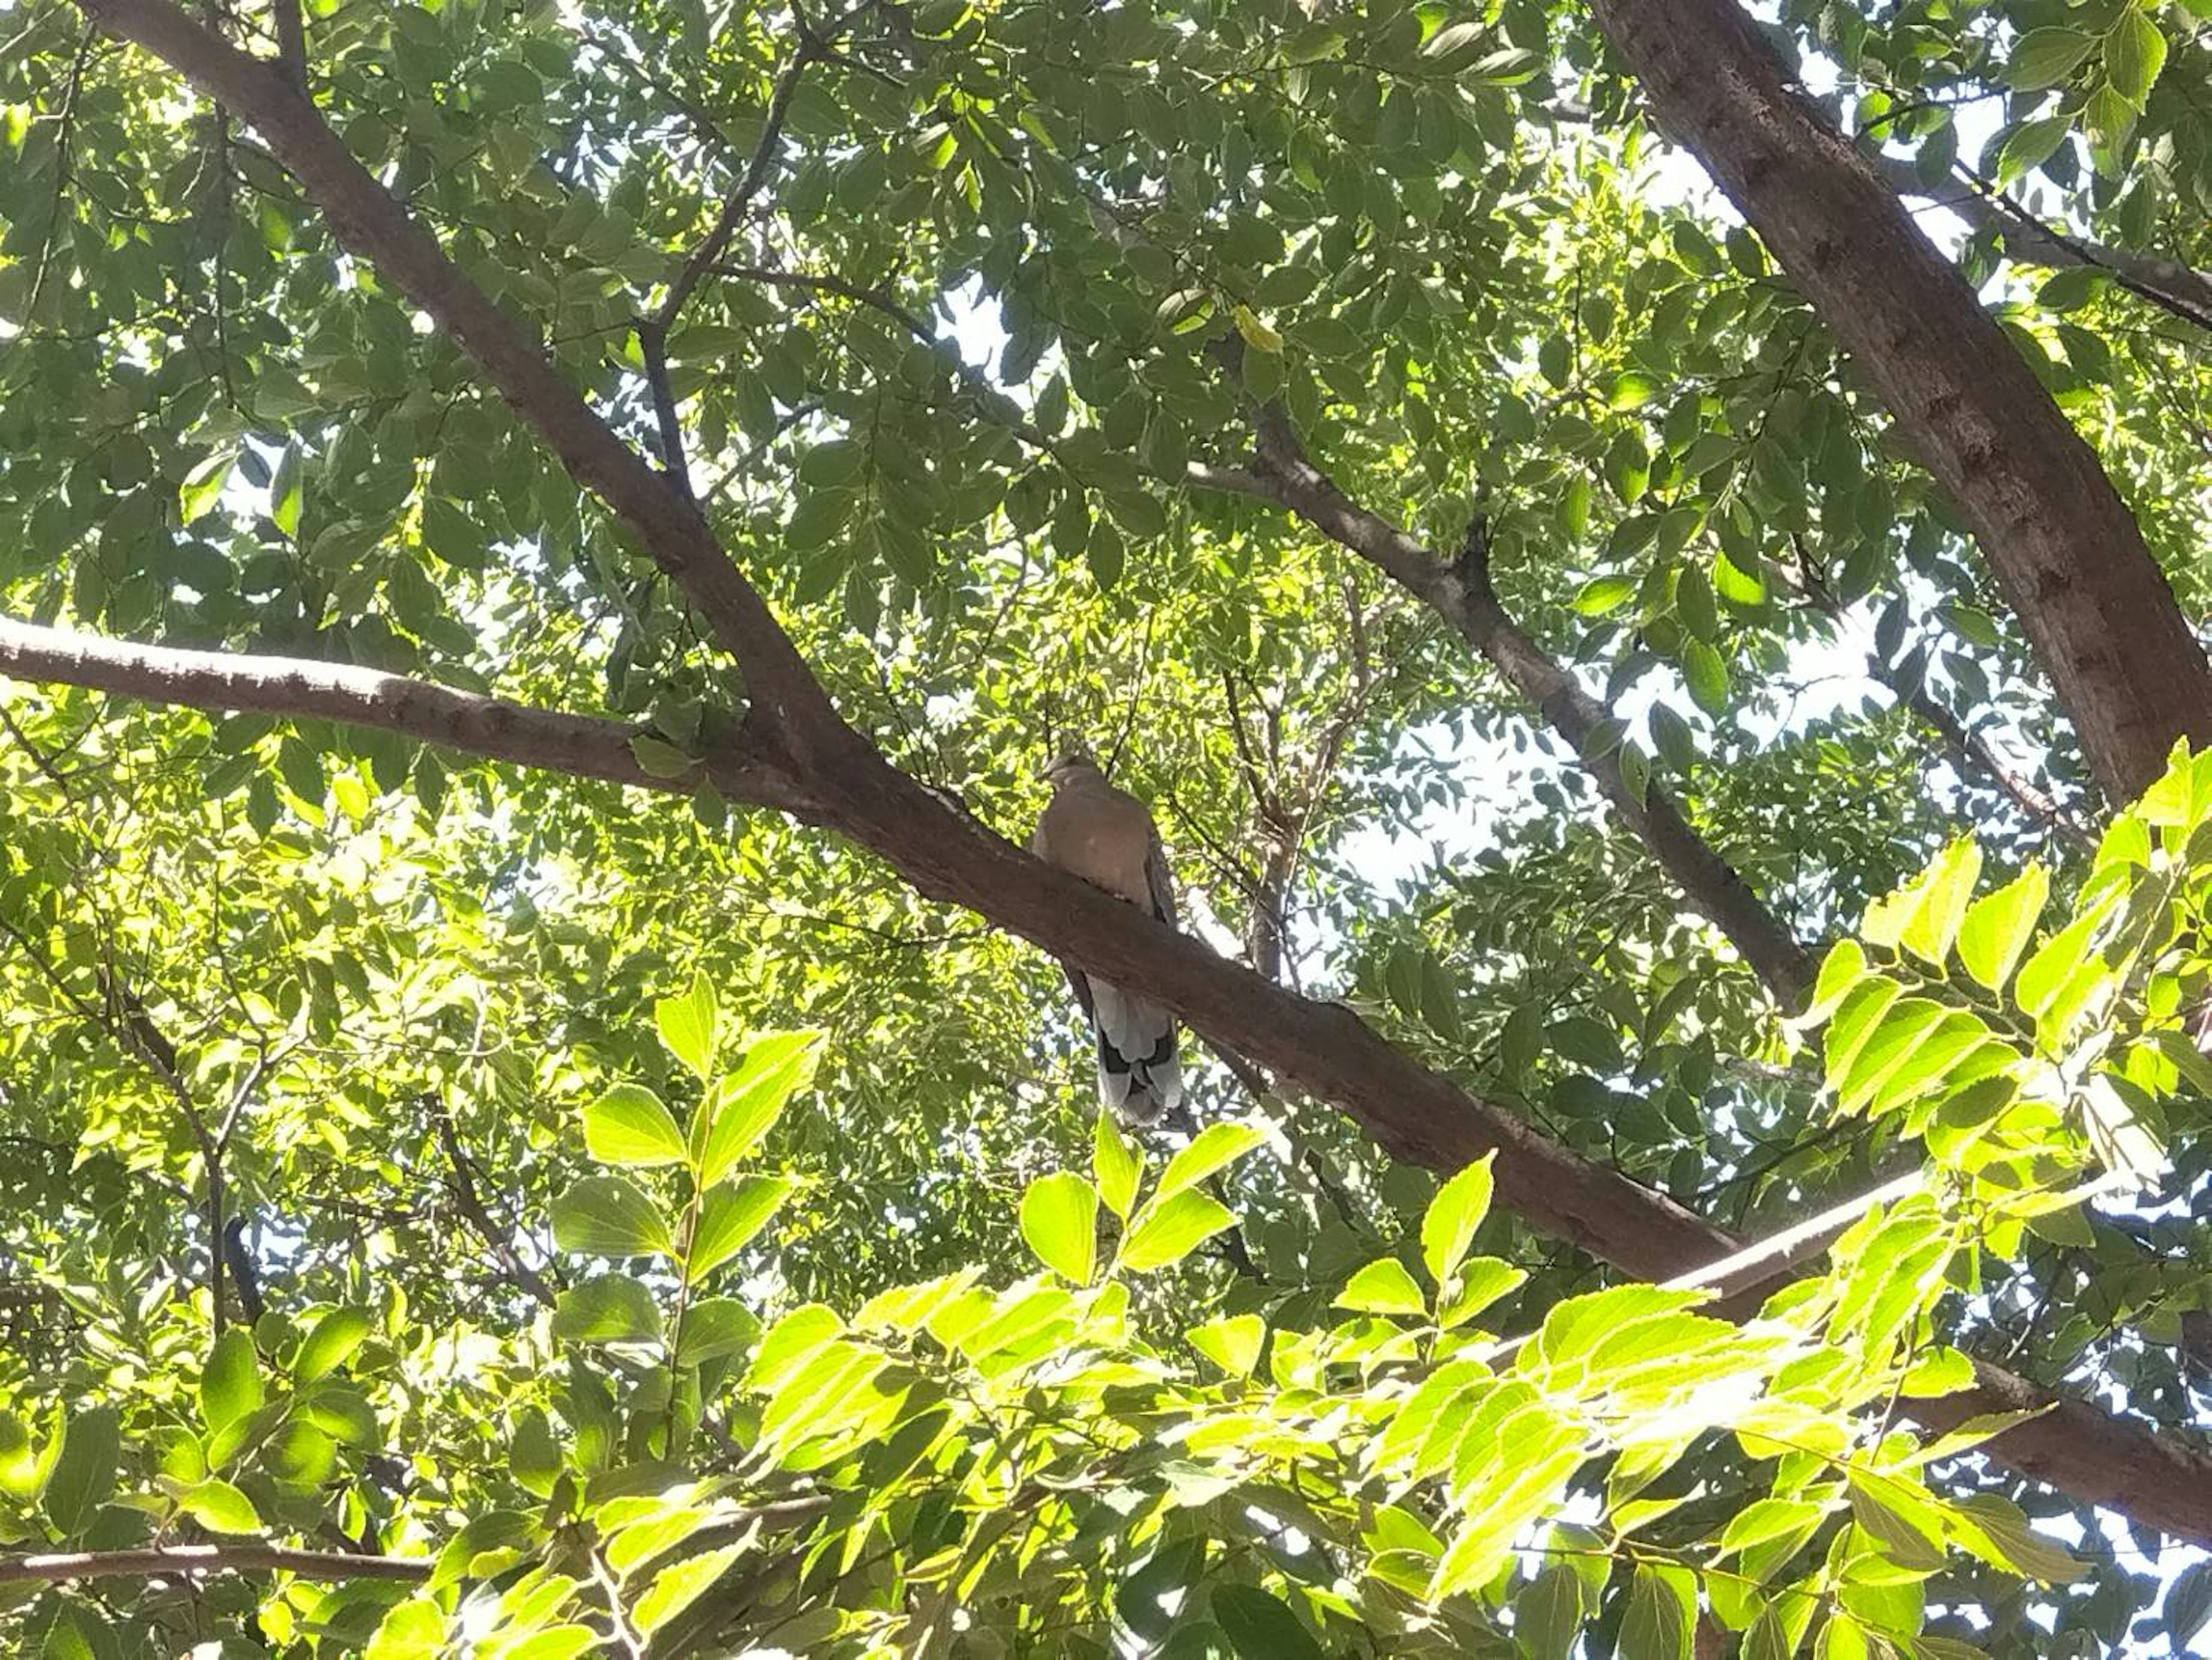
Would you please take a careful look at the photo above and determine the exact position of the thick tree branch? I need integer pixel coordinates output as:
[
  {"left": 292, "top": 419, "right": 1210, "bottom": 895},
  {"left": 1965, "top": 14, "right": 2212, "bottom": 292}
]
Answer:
[
  {"left": 1583, "top": 0, "right": 2212, "bottom": 800},
  {"left": 14, "top": 620, "right": 2212, "bottom": 1543},
  {"left": 75, "top": 0, "right": 836, "bottom": 742},
  {"left": 0, "top": 615, "right": 810, "bottom": 812}
]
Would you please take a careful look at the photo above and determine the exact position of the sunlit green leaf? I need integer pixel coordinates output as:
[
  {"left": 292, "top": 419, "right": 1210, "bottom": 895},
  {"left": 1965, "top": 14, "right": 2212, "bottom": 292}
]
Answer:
[
  {"left": 1020, "top": 1171, "right": 1100, "bottom": 1284},
  {"left": 584, "top": 1083, "right": 690, "bottom": 1169}
]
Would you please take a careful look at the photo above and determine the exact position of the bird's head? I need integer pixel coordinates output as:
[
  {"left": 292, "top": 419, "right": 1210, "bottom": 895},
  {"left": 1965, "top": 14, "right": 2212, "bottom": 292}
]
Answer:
[{"left": 1043, "top": 747, "right": 1101, "bottom": 789}]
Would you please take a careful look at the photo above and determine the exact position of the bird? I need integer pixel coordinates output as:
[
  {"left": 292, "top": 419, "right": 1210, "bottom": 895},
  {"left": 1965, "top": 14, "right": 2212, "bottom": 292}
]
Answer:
[{"left": 1031, "top": 748, "right": 1183, "bottom": 1126}]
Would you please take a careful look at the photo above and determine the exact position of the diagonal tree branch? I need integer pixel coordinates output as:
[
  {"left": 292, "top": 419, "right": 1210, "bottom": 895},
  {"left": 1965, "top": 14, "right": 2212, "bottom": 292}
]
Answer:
[
  {"left": 654, "top": 17, "right": 840, "bottom": 330},
  {"left": 75, "top": 0, "right": 836, "bottom": 742},
  {"left": 1581, "top": 0, "right": 2212, "bottom": 801},
  {"left": 1871, "top": 152, "right": 2212, "bottom": 334},
  {"left": 1195, "top": 359, "right": 1819, "bottom": 1011},
  {"left": 55, "top": 0, "right": 2212, "bottom": 1544},
  {"left": 14, "top": 621, "right": 2212, "bottom": 1543}
]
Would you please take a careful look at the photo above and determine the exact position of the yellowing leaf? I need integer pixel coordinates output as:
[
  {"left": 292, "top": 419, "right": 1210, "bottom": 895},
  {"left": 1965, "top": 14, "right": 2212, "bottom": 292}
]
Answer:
[{"left": 1233, "top": 304, "right": 1283, "bottom": 354}]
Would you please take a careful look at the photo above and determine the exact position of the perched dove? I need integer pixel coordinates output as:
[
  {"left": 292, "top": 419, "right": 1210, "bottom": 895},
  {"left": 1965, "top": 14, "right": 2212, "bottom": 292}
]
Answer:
[{"left": 1032, "top": 750, "right": 1183, "bottom": 1125}]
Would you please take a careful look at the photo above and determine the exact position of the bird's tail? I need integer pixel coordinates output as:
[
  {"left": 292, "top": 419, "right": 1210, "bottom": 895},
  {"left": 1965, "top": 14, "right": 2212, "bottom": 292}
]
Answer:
[{"left": 1089, "top": 980, "right": 1181, "bottom": 1126}]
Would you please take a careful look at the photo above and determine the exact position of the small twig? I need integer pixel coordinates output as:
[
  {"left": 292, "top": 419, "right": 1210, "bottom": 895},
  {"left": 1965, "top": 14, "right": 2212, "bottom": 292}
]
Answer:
[
  {"left": 634, "top": 315, "right": 695, "bottom": 504},
  {"left": 24, "top": 27, "right": 97, "bottom": 322},
  {"left": 221, "top": 1217, "right": 266, "bottom": 1326},
  {"left": 0, "top": 700, "right": 80, "bottom": 799},
  {"left": 655, "top": 7, "right": 872, "bottom": 329},
  {"left": 428, "top": 1094, "right": 558, "bottom": 1309}
]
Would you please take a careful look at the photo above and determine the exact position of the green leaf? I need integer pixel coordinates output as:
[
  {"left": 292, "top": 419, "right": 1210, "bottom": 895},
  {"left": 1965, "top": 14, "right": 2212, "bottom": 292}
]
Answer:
[
  {"left": 1607, "top": 370, "right": 1658, "bottom": 411},
  {"left": 201, "top": 1330, "right": 263, "bottom": 1437},
  {"left": 42, "top": 1408, "right": 118, "bottom": 1534},
  {"left": 1188, "top": 1313, "right": 1264, "bottom": 1376},
  {"left": 1996, "top": 116, "right": 2071, "bottom": 184},
  {"left": 296, "top": 1307, "right": 372, "bottom": 1383},
  {"left": 635, "top": 1543, "right": 745, "bottom": 1633},
  {"left": 1020, "top": 1171, "right": 1100, "bottom": 1284},
  {"left": 179, "top": 449, "right": 235, "bottom": 524},
  {"left": 1336, "top": 1257, "right": 1427, "bottom": 1315},
  {"left": 1573, "top": 574, "right": 1637, "bottom": 616},
  {"left": 1956, "top": 864, "right": 2048, "bottom": 992},
  {"left": 1210, "top": 1583, "right": 1323, "bottom": 1660},
  {"left": 1846, "top": 1474, "right": 1949, "bottom": 1571},
  {"left": 1903, "top": 838, "right": 1982, "bottom": 966},
  {"left": 1862, "top": 838, "right": 1981, "bottom": 966},
  {"left": 1118, "top": 1188, "right": 1234, "bottom": 1272},
  {"left": 551, "top": 1175, "right": 676, "bottom": 1260},
  {"left": 1683, "top": 640, "right": 1730, "bottom": 715},
  {"left": 2013, "top": 891, "right": 2118, "bottom": 1021},
  {"left": 630, "top": 735, "right": 696, "bottom": 779},
  {"left": 1093, "top": 1110, "right": 1143, "bottom": 1220},
  {"left": 178, "top": 1477, "right": 262, "bottom": 1534},
  {"left": 694, "top": 1031, "right": 823, "bottom": 1188},
  {"left": 366, "top": 1597, "right": 446, "bottom": 1660},
  {"left": 1232, "top": 304, "right": 1283, "bottom": 355},
  {"left": 688, "top": 1175, "right": 794, "bottom": 1283},
  {"left": 1953, "top": 1492, "right": 2086, "bottom": 1583},
  {"left": 655, "top": 972, "right": 719, "bottom": 1078},
  {"left": 1437, "top": 1258, "right": 1526, "bottom": 1329},
  {"left": 1617, "top": 1565, "right": 1691, "bottom": 1660},
  {"left": 584, "top": 1083, "right": 689, "bottom": 1170},
  {"left": 1157, "top": 1122, "right": 1266, "bottom": 1203},
  {"left": 0, "top": 1413, "right": 36, "bottom": 1500},
  {"left": 270, "top": 444, "right": 304, "bottom": 539},
  {"left": 1421, "top": 1154, "right": 1495, "bottom": 1287},
  {"left": 552, "top": 1274, "right": 665, "bottom": 1344},
  {"left": 2164, "top": 1560, "right": 2212, "bottom": 1651},
  {"left": 2104, "top": 7, "right": 2167, "bottom": 108},
  {"left": 2006, "top": 27, "right": 2096, "bottom": 90}
]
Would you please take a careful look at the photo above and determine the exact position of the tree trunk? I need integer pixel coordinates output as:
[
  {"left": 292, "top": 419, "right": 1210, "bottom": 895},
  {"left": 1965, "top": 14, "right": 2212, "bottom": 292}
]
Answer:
[{"left": 1584, "top": 0, "right": 2212, "bottom": 801}]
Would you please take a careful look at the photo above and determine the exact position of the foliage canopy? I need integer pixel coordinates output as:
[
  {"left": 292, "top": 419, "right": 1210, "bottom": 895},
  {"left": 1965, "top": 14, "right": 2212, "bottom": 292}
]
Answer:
[{"left": 4, "top": 0, "right": 2212, "bottom": 1654}]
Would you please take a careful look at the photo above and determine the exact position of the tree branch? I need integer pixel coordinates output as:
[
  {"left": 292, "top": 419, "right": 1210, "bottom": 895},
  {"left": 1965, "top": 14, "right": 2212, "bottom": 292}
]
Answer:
[
  {"left": 654, "top": 8, "right": 863, "bottom": 328},
  {"left": 1872, "top": 152, "right": 2212, "bottom": 334},
  {"left": 0, "top": 1543, "right": 430, "bottom": 1585},
  {"left": 1200, "top": 353, "right": 1819, "bottom": 1011},
  {"left": 429, "top": 1092, "right": 559, "bottom": 1310},
  {"left": 74, "top": 0, "right": 836, "bottom": 737},
  {"left": 267, "top": 0, "right": 303, "bottom": 89},
  {"left": 11, "top": 621, "right": 2212, "bottom": 1540}
]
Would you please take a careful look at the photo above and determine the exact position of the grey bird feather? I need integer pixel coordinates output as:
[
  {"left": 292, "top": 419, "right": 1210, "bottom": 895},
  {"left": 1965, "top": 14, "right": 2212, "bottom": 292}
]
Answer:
[{"left": 1031, "top": 749, "right": 1183, "bottom": 1126}]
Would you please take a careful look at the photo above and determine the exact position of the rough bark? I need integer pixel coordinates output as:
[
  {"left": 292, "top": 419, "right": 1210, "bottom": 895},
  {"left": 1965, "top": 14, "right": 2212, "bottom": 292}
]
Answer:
[
  {"left": 49, "top": 0, "right": 2212, "bottom": 1545},
  {"left": 1584, "top": 0, "right": 2212, "bottom": 800}
]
